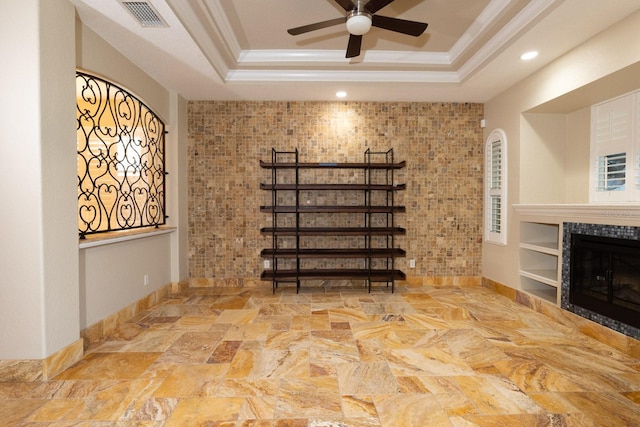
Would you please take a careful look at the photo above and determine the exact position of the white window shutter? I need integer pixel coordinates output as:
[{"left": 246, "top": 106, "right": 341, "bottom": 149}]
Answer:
[
  {"left": 485, "top": 129, "right": 507, "bottom": 245},
  {"left": 590, "top": 91, "right": 638, "bottom": 202}
]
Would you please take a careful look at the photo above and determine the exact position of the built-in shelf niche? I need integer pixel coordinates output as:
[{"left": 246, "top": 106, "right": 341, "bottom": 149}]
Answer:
[
  {"left": 519, "top": 221, "right": 561, "bottom": 304},
  {"left": 520, "top": 275, "right": 559, "bottom": 302}
]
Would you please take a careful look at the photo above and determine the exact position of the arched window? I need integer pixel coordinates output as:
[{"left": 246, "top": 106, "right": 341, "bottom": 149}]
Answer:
[
  {"left": 76, "top": 71, "right": 166, "bottom": 237},
  {"left": 485, "top": 128, "right": 507, "bottom": 245}
]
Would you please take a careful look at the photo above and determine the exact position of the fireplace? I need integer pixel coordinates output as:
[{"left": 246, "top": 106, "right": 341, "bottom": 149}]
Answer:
[{"left": 562, "top": 222, "right": 640, "bottom": 339}]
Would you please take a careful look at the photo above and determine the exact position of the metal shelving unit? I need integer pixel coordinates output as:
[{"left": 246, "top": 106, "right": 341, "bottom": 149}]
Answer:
[{"left": 260, "top": 148, "right": 406, "bottom": 293}]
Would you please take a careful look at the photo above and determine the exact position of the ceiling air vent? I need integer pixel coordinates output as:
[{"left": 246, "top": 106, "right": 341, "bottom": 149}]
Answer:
[{"left": 121, "top": 1, "right": 168, "bottom": 27}]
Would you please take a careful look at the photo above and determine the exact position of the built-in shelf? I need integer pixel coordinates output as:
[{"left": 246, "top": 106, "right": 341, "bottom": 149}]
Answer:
[
  {"left": 519, "top": 221, "right": 561, "bottom": 304},
  {"left": 520, "top": 221, "right": 559, "bottom": 247},
  {"left": 520, "top": 276, "right": 559, "bottom": 302},
  {"left": 519, "top": 241, "right": 558, "bottom": 255},
  {"left": 519, "top": 269, "right": 558, "bottom": 287}
]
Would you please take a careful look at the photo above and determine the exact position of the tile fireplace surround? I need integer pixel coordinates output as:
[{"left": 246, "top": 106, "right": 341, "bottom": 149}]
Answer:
[{"left": 562, "top": 222, "right": 640, "bottom": 339}]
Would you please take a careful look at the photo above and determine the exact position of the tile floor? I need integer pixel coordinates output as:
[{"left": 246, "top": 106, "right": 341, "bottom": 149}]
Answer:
[{"left": 3, "top": 284, "right": 640, "bottom": 426}]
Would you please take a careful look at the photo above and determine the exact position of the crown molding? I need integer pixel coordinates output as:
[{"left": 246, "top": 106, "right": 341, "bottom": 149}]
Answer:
[
  {"left": 226, "top": 69, "right": 459, "bottom": 83},
  {"left": 165, "top": 0, "right": 232, "bottom": 77},
  {"left": 238, "top": 49, "right": 451, "bottom": 66},
  {"left": 457, "top": 0, "right": 559, "bottom": 81},
  {"left": 448, "top": 0, "right": 513, "bottom": 63},
  {"left": 201, "top": 0, "right": 242, "bottom": 60}
]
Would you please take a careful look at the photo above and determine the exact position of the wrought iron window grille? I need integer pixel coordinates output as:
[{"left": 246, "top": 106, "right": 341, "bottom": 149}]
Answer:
[{"left": 76, "top": 71, "right": 166, "bottom": 238}]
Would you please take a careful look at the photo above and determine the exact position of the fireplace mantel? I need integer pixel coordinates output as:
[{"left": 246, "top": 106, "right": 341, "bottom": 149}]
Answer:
[{"left": 514, "top": 204, "right": 640, "bottom": 225}]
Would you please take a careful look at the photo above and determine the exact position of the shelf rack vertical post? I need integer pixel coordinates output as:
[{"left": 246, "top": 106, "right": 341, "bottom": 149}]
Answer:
[
  {"left": 270, "top": 148, "right": 277, "bottom": 294},
  {"left": 294, "top": 148, "right": 300, "bottom": 293},
  {"left": 364, "top": 148, "right": 373, "bottom": 292}
]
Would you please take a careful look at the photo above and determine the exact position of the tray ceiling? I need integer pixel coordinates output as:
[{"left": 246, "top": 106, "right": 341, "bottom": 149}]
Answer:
[{"left": 71, "top": 0, "right": 640, "bottom": 101}]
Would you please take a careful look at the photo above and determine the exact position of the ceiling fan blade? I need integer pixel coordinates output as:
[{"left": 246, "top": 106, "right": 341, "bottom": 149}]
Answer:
[
  {"left": 346, "top": 34, "right": 362, "bottom": 58},
  {"left": 364, "top": 0, "right": 394, "bottom": 14},
  {"left": 287, "top": 17, "right": 346, "bottom": 35},
  {"left": 371, "top": 15, "right": 428, "bottom": 36},
  {"left": 334, "top": 0, "right": 355, "bottom": 11}
]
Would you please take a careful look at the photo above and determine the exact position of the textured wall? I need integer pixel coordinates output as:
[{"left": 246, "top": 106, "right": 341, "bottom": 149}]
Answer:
[{"left": 187, "top": 101, "right": 483, "bottom": 281}]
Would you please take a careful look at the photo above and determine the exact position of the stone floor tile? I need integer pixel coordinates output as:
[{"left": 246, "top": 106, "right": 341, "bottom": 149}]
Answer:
[{"left": 4, "top": 285, "right": 640, "bottom": 425}]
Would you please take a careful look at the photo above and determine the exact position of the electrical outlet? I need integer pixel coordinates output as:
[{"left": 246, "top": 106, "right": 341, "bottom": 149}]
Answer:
[
  {"left": 409, "top": 259, "right": 415, "bottom": 269},
  {"left": 263, "top": 260, "right": 270, "bottom": 269},
  {"left": 143, "top": 274, "right": 149, "bottom": 286}
]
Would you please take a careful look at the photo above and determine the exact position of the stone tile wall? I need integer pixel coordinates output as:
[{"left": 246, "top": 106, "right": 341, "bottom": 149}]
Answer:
[{"left": 187, "top": 101, "right": 484, "bottom": 281}]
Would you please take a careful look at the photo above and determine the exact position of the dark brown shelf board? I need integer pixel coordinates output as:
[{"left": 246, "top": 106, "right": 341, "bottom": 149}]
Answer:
[
  {"left": 260, "top": 227, "right": 406, "bottom": 236},
  {"left": 260, "top": 269, "right": 406, "bottom": 281},
  {"left": 260, "top": 205, "right": 406, "bottom": 213},
  {"left": 260, "top": 183, "right": 406, "bottom": 191},
  {"left": 260, "top": 160, "right": 406, "bottom": 169},
  {"left": 261, "top": 248, "right": 406, "bottom": 258}
]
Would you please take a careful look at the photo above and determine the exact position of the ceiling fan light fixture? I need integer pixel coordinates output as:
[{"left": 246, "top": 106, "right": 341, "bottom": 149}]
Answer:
[{"left": 346, "top": 12, "right": 372, "bottom": 35}]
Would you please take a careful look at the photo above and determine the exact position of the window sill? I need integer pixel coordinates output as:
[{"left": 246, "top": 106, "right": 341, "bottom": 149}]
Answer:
[
  {"left": 484, "top": 239, "right": 507, "bottom": 246},
  {"left": 78, "top": 226, "right": 176, "bottom": 249}
]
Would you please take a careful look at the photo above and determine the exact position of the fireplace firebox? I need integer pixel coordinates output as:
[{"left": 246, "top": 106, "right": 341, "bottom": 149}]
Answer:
[
  {"left": 570, "top": 233, "right": 640, "bottom": 330},
  {"left": 562, "top": 222, "right": 640, "bottom": 339}
]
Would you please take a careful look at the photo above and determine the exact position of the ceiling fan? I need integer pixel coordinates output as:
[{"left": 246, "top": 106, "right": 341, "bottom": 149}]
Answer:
[{"left": 287, "top": 0, "right": 428, "bottom": 58}]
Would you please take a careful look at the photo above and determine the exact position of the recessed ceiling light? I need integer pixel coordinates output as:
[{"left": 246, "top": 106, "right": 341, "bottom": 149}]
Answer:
[
  {"left": 336, "top": 91, "right": 347, "bottom": 98},
  {"left": 520, "top": 51, "right": 538, "bottom": 61}
]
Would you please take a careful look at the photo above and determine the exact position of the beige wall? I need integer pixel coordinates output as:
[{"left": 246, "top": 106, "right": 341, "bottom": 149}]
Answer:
[
  {"left": 482, "top": 10, "right": 640, "bottom": 289},
  {"left": 75, "top": 19, "right": 170, "bottom": 122},
  {"left": 188, "top": 101, "right": 484, "bottom": 282},
  {"left": 80, "top": 235, "right": 172, "bottom": 327},
  {"left": 0, "top": 5, "right": 187, "bottom": 359},
  {"left": 169, "top": 93, "right": 190, "bottom": 283},
  {"left": 520, "top": 113, "right": 567, "bottom": 204},
  {"left": 76, "top": 21, "right": 188, "bottom": 331},
  {"left": 0, "top": 0, "right": 78, "bottom": 359},
  {"left": 564, "top": 107, "right": 590, "bottom": 203}
]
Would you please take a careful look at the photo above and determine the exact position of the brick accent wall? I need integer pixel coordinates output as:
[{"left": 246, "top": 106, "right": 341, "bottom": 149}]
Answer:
[{"left": 187, "top": 101, "right": 483, "bottom": 281}]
